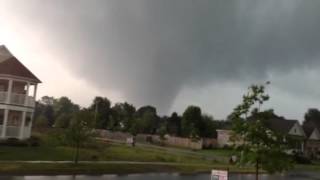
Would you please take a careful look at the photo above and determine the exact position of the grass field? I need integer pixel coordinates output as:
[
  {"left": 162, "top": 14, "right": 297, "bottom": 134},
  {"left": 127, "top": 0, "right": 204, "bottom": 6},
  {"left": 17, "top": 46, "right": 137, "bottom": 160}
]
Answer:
[
  {"left": 0, "top": 144, "right": 214, "bottom": 164},
  {"left": 0, "top": 130, "right": 318, "bottom": 175},
  {"left": 0, "top": 162, "right": 251, "bottom": 175}
]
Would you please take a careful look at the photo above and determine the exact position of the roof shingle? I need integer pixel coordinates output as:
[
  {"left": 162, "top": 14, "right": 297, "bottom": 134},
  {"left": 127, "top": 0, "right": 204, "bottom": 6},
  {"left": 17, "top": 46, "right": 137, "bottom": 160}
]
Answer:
[{"left": 0, "top": 45, "right": 41, "bottom": 83}]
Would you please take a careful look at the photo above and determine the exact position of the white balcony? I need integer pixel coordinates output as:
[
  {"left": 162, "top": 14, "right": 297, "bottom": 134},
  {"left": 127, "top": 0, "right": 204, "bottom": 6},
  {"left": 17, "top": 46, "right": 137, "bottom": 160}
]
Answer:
[
  {"left": 0, "top": 91, "right": 35, "bottom": 107},
  {"left": 0, "top": 92, "right": 7, "bottom": 103},
  {"left": 0, "top": 125, "right": 31, "bottom": 139}
]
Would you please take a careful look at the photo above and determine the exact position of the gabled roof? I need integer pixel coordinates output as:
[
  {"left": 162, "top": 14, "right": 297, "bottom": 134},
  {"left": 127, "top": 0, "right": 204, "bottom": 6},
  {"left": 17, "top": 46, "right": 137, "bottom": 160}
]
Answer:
[
  {"left": 0, "top": 45, "right": 41, "bottom": 83},
  {"left": 248, "top": 115, "right": 298, "bottom": 134},
  {"left": 303, "top": 121, "right": 320, "bottom": 139},
  {"left": 264, "top": 118, "right": 298, "bottom": 134}
]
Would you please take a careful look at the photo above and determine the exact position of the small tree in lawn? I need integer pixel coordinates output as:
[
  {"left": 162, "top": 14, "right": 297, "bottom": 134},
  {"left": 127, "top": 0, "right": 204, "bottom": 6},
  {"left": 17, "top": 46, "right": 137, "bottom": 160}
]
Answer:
[
  {"left": 65, "top": 110, "right": 95, "bottom": 164},
  {"left": 230, "top": 82, "right": 293, "bottom": 180}
]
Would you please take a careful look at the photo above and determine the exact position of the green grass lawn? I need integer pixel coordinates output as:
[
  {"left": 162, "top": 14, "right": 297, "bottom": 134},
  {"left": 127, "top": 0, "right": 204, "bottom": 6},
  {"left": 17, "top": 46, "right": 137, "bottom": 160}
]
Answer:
[
  {"left": 0, "top": 143, "right": 212, "bottom": 164},
  {"left": 0, "top": 130, "right": 319, "bottom": 175},
  {"left": 0, "top": 162, "right": 246, "bottom": 175},
  {"left": 199, "top": 148, "right": 236, "bottom": 157}
]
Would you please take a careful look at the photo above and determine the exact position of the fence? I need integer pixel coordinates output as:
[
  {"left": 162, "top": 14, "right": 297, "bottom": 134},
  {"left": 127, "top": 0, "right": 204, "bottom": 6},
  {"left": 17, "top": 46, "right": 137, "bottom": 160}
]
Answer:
[{"left": 96, "top": 129, "right": 217, "bottom": 150}]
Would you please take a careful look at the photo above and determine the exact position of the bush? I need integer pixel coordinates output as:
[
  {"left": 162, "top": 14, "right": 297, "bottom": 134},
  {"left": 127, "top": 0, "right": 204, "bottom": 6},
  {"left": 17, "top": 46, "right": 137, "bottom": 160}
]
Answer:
[
  {"left": 90, "top": 155, "right": 99, "bottom": 161},
  {"left": 1, "top": 138, "right": 28, "bottom": 147},
  {"left": 294, "top": 154, "right": 312, "bottom": 164},
  {"left": 26, "top": 136, "right": 41, "bottom": 147}
]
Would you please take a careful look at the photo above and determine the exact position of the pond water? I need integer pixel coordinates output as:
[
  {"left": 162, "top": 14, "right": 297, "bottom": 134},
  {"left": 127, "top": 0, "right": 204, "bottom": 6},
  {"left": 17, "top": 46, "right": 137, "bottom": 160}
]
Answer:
[{"left": 0, "top": 172, "right": 319, "bottom": 180}]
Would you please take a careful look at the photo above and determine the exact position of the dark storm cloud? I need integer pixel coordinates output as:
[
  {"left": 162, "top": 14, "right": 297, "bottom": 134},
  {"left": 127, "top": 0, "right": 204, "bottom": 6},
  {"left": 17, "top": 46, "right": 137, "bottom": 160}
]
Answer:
[{"left": 3, "top": 0, "right": 320, "bottom": 113}]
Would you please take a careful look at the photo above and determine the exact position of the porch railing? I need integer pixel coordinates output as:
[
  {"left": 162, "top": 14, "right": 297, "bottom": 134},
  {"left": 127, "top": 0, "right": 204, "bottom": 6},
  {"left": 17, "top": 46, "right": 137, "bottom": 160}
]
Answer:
[
  {"left": 6, "top": 126, "right": 20, "bottom": 138},
  {"left": 10, "top": 93, "right": 26, "bottom": 105},
  {"left": 0, "top": 92, "right": 8, "bottom": 103},
  {"left": 0, "top": 91, "right": 35, "bottom": 107}
]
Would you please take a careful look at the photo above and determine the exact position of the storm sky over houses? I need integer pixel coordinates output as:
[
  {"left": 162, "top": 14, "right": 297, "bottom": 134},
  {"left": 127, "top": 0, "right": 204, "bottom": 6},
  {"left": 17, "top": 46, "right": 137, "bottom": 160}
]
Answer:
[{"left": 1, "top": 0, "right": 320, "bottom": 120}]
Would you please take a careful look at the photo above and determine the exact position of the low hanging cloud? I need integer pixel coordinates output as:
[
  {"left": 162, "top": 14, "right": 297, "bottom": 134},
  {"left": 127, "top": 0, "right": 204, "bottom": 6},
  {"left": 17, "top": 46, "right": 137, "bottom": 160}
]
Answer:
[{"left": 1, "top": 0, "right": 320, "bottom": 116}]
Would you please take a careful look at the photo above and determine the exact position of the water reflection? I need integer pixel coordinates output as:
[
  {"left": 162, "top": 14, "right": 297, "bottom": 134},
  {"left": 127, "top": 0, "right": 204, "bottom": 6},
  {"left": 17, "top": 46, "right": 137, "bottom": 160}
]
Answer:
[{"left": 0, "top": 172, "right": 319, "bottom": 180}]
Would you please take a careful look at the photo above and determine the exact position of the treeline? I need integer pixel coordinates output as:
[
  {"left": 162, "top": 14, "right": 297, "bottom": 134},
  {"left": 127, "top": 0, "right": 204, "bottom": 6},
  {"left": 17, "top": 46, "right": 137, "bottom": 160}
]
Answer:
[{"left": 34, "top": 96, "right": 229, "bottom": 139}]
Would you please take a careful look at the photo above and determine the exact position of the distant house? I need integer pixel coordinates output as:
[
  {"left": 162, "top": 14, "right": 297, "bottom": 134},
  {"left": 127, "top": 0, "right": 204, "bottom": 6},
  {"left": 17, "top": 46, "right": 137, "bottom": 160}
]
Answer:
[
  {"left": 264, "top": 118, "right": 305, "bottom": 153},
  {"left": 216, "top": 129, "right": 242, "bottom": 148},
  {"left": 264, "top": 118, "right": 305, "bottom": 137},
  {"left": 0, "top": 45, "right": 41, "bottom": 139},
  {"left": 303, "top": 121, "right": 320, "bottom": 158},
  {"left": 217, "top": 118, "right": 305, "bottom": 152}
]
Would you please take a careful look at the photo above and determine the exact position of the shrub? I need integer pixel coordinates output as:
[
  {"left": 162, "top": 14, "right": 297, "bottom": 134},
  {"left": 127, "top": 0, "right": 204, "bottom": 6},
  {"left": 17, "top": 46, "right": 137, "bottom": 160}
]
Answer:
[
  {"left": 91, "top": 155, "right": 99, "bottom": 161},
  {"left": 27, "top": 136, "right": 41, "bottom": 147},
  {"left": 3, "top": 138, "right": 28, "bottom": 147},
  {"left": 294, "top": 154, "right": 312, "bottom": 164}
]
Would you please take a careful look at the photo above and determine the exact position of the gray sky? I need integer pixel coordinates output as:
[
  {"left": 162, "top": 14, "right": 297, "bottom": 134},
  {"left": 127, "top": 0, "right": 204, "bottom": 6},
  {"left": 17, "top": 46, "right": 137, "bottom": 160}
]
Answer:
[{"left": 1, "top": 0, "right": 320, "bottom": 120}]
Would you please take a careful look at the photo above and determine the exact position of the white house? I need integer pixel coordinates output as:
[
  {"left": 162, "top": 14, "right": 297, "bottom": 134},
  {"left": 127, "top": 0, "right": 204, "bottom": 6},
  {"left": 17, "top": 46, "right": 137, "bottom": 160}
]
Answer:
[
  {"left": 0, "top": 45, "right": 41, "bottom": 139},
  {"left": 216, "top": 129, "right": 242, "bottom": 148},
  {"left": 303, "top": 121, "right": 320, "bottom": 157}
]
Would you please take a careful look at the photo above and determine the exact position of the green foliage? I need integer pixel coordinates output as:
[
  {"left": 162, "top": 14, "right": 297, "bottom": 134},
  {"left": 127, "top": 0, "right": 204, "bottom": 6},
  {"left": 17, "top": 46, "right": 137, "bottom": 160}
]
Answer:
[
  {"left": 109, "top": 102, "right": 136, "bottom": 131},
  {"left": 89, "top": 96, "right": 111, "bottom": 129},
  {"left": 35, "top": 96, "right": 79, "bottom": 128},
  {"left": 129, "top": 106, "right": 159, "bottom": 135},
  {"left": 304, "top": 108, "right": 320, "bottom": 126},
  {"left": 64, "top": 110, "right": 95, "bottom": 164},
  {"left": 54, "top": 113, "right": 72, "bottom": 128},
  {"left": 54, "top": 97, "right": 80, "bottom": 117},
  {"left": 167, "top": 112, "right": 181, "bottom": 135},
  {"left": 35, "top": 95, "right": 221, "bottom": 139},
  {"left": 33, "top": 115, "right": 49, "bottom": 129},
  {"left": 200, "top": 114, "right": 217, "bottom": 138},
  {"left": 158, "top": 125, "right": 167, "bottom": 141},
  {"left": 231, "top": 82, "right": 293, "bottom": 179},
  {"left": 34, "top": 96, "right": 55, "bottom": 127},
  {"left": 181, "top": 106, "right": 202, "bottom": 138}
]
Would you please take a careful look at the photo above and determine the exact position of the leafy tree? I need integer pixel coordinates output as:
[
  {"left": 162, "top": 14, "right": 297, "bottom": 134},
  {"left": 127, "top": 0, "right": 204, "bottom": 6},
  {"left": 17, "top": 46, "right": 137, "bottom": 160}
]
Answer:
[
  {"left": 134, "top": 106, "right": 159, "bottom": 134},
  {"left": 136, "top": 106, "right": 157, "bottom": 116},
  {"left": 230, "top": 83, "right": 293, "bottom": 180},
  {"left": 200, "top": 114, "right": 216, "bottom": 138},
  {"left": 181, "top": 106, "right": 202, "bottom": 138},
  {"left": 167, "top": 112, "right": 182, "bottom": 136},
  {"left": 33, "top": 115, "right": 49, "bottom": 129},
  {"left": 89, "top": 97, "right": 111, "bottom": 129},
  {"left": 54, "top": 97, "right": 80, "bottom": 118},
  {"left": 65, "top": 110, "right": 95, "bottom": 164},
  {"left": 109, "top": 102, "right": 136, "bottom": 131},
  {"left": 54, "top": 113, "right": 73, "bottom": 128},
  {"left": 158, "top": 124, "right": 167, "bottom": 145},
  {"left": 34, "top": 96, "right": 56, "bottom": 127},
  {"left": 304, "top": 108, "right": 320, "bottom": 126},
  {"left": 35, "top": 96, "right": 80, "bottom": 128}
]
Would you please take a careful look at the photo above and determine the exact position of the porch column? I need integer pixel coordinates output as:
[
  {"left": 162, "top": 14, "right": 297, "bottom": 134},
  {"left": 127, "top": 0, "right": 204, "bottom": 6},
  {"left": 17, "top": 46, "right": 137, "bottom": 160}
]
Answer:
[
  {"left": 24, "top": 82, "right": 30, "bottom": 106},
  {"left": 28, "top": 112, "right": 34, "bottom": 137},
  {"left": 19, "top": 111, "right": 26, "bottom": 139},
  {"left": 33, "top": 84, "right": 38, "bottom": 100},
  {"left": 32, "top": 84, "right": 38, "bottom": 108},
  {"left": 6, "top": 79, "right": 13, "bottom": 104},
  {"left": 1, "top": 109, "right": 8, "bottom": 138}
]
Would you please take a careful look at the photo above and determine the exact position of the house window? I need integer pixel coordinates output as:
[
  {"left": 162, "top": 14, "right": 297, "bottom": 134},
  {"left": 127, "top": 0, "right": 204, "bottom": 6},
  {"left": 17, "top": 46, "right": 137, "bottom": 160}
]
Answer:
[
  {"left": 7, "top": 110, "right": 22, "bottom": 126},
  {"left": 25, "top": 112, "right": 32, "bottom": 127}
]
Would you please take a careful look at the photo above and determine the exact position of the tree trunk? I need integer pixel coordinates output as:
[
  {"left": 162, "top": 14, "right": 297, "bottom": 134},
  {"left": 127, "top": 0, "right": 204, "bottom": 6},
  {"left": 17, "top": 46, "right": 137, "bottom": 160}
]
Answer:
[
  {"left": 255, "top": 159, "right": 259, "bottom": 180},
  {"left": 74, "top": 142, "right": 80, "bottom": 164}
]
